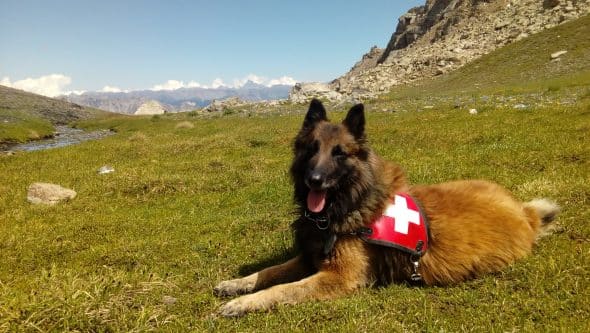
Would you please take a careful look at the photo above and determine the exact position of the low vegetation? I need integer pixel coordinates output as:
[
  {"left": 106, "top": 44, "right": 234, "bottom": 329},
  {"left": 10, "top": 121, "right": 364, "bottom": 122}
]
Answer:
[
  {"left": 0, "top": 15, "right": 589, "bottom": 332},
  {"left": 0, "top": 108, "right": 54, "bottom": 144}
]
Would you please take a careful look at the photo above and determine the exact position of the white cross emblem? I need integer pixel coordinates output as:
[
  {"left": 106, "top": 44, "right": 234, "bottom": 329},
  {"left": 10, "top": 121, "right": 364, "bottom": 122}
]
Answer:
[{"left": 384, "top": 195, "right": 421, "bottom": 234}]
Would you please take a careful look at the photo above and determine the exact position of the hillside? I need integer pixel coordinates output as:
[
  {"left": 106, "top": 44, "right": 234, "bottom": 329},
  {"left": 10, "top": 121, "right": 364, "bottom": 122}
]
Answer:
[
  {"left": 0, "top": 85, "right": 109, "bottom": 144},
  {"left": 290, "top": 0, "right": 590, "bottom": 102},
  {"left": 380, "top": 12, "right": 590, "bottom": 101}
]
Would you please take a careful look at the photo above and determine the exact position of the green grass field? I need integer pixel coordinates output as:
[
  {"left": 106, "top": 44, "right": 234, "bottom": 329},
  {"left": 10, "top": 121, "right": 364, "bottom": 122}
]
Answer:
[
  {"left": 1, "top": 94, "right": 589, "bottom": 331},
  {"left": 1, "top": 15, "right": 590, "bottom": 332}
]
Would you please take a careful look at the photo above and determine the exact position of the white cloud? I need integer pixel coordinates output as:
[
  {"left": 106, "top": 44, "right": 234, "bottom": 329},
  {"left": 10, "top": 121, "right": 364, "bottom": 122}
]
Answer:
[
  {"left": 150, "top": 75, "right": 296, "bottom": 91},
  {"left": 267, "top": 76, "right": 297, "bottom": 87},
  {"left": 210, "top": 78, "right": 226, "bottom": 89},
  {"left": 1, "top": 74, "right": 73, "bottom": 97},
  {"left": 100, "top": 85, "right": 126, "bottom": 93},
  {"left": 65, "top": 90, "right": 86, "bottom": 95},
  {"left": 151, "top": 79, "right": 187, "bottom": 91},
  {"left": 186, "top": 80, "right": 202, "bottom": 88},
  {"left": 232, "top": 74, "right": 266, "bottom": 88},
  {"left": 232, "top": 74, "right": 297, "bottom": 88}
]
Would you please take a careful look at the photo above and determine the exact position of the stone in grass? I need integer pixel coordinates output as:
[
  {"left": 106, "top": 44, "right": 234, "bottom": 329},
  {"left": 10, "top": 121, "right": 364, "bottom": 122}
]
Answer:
[
  {"left": 27, "top": 182, "right": 76, "bottom": 205},
  {"left": 550, "top": 50, "right": 567, "bottom": 59},
  {"left": 162, "top": 295, "right": 178, "bottom": 305},
  {"left": 469, "top": 108, "right": 478, "bottom": 115},
  {"left": 98, "top": 165, "right": 115, "bottom": 174}
]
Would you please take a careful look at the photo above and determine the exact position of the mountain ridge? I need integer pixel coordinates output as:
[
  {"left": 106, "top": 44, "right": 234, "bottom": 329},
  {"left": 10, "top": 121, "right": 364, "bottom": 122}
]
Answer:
[{"left": 62, "top": 81, "right": 292, "bottom": 114}]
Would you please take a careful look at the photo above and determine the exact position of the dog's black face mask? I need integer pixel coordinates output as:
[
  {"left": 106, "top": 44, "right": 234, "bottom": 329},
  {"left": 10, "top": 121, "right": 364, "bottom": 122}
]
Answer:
[{"left": 290, "top": 99, "right": 369, "bottom": 216}]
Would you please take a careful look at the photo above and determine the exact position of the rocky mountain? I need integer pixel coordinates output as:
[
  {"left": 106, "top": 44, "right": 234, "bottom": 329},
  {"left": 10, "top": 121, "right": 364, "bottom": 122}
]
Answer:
[
  {"left": 63, "top": 81, "right": 292, "bottom": 114},
  {"left": 290, "top": 0, "right": 590, "bottom": 102}
]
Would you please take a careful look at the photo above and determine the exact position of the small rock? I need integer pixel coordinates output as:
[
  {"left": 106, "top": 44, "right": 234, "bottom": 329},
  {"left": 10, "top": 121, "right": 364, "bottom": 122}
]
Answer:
[
  {"left": 162, "top": 295, "right": 177, "bottom": 305},
  {"left": 469, "top": 109, "right": 478, "bottom": 115},
  {"left": 495, "top": 20, "right": 511, "bottom": 30},
  {"left": 27, "top": 183, "right": 76, "bottom": 205},
  {"left": 550, "top": 50, "right": 567, "bottom": 59},
  {"left": 98, "top": 165, "right": 115, "bottom": 174},
  {"left": 514, "top": 104, "right": 528, "bottom": 109}
]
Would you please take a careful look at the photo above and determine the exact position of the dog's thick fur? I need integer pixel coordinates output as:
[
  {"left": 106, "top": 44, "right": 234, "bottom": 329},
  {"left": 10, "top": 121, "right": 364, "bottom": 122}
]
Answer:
[{"left": 214, "top": 99, "right": 559, "bottom": 317}]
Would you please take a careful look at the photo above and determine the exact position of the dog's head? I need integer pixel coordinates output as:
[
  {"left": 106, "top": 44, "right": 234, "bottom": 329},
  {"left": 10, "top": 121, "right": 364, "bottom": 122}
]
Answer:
[{"left": 290, "top": 99, "right": 371, "bottom": 216}]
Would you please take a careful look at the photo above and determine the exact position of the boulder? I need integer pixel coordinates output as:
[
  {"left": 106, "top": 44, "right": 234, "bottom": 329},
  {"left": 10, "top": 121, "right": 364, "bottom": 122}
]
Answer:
[
  {"left": 134, "top": 100, "right": 167, "bottom": 115},
  {"left": 288, "top": 82, "right": 344, "bottom": 103},
  {"left": 27, "top": 182, "right": 76, "bottom": 205}
]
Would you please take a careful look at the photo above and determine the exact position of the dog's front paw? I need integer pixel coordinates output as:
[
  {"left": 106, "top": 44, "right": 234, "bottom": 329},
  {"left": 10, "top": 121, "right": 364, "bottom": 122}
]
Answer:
[
  {"left": 218, "top": 295, "right": 265, "bottom": 317},
  {"left": 214, "top": 278, "right": 253, "bottom": 297}
]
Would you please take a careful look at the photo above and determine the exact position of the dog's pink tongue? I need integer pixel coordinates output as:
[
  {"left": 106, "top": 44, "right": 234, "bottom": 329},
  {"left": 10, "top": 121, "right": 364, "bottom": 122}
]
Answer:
[{"left": 307, "top": 190, "right": 327, "bottom": 213}]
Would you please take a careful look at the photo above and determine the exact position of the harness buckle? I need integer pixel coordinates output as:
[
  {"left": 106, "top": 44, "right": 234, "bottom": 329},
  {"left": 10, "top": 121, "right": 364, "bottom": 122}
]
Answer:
[
  {"left": 410, "top": 258, "right": 422, "bottom": 282},
  {"left": 410, "top": 240, "right": 424, "bottom": 282},
  {"left": 304, "top": 210, "right": 330, "bottom": 230}
]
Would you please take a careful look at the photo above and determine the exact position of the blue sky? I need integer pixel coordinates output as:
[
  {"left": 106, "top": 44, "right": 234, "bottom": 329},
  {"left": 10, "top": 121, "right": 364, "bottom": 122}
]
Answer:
[{"left": 0, "top": 0, "right": 423, "bottom": 96}]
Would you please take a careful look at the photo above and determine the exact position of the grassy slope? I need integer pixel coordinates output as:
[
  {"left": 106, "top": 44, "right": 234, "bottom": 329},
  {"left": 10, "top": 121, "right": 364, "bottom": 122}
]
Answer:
[
  {"left": 0, "top": 16, "right": 589, "bottom": 332},
  {"left": 0, "top": 85, "right": 109, "bottom": 144}
]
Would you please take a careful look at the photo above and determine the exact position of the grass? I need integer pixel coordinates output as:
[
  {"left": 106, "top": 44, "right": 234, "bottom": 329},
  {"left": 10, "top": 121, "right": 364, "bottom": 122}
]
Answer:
[
  {"left": 0, "top": 108, "right": 55, "bottom": 143},
  {"left": 1, "top": 96, "right": 589, "bottom": 331},
  {"left": 1, "top": 14, "right": 590, "bottom": 332}
]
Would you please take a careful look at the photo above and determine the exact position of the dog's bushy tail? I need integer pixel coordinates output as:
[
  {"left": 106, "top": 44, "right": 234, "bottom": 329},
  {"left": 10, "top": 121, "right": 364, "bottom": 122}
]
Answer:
[{"left": 524, "top": 198, "right": 560, "bottom": 239}]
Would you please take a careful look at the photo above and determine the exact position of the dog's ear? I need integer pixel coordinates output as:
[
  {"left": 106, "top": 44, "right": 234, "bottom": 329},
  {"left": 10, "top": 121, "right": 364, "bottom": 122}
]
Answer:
[
  {"left": 302, "top": 99, "right": 327, "bottom": 129},
  {"left": 343, "top": 103, "right": 365, "bottom": 140}
]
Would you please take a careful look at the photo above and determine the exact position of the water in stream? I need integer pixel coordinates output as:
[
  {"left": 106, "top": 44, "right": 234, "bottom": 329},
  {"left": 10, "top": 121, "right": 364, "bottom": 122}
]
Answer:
[{"left": 5, "top": 126, "right": 114, "bottom": 152}]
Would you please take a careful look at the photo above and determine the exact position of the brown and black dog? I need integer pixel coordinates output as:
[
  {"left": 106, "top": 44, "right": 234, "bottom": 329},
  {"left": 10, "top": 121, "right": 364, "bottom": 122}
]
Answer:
[{"left": 214, "top": 99, "right": 559, "bottom": 317}]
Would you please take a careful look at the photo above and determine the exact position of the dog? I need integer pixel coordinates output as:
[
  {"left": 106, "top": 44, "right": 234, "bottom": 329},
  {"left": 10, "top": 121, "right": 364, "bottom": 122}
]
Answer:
[{"left": 214, "top": 99, "right": 559, "bottom": 317}]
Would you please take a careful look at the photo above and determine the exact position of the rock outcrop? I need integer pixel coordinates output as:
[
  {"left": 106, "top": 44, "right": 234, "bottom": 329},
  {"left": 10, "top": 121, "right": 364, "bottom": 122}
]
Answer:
[
  {"left": 289, "top": 82, "right": 345, "bottom": 104},
  {"left": 134, "top": 100, "right": 168, "bottom": 115},
  {"left": 290, "top": 0, "right": 590, "bottom": 102},
  {"left": 202, "top": 97, "right": 247, "bottom": 113}
]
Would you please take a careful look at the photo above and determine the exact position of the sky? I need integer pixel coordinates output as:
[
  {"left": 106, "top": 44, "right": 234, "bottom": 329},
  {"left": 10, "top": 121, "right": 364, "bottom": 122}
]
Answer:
[{"left": 0, "top": 0, "right": 423, "bottom": 97}]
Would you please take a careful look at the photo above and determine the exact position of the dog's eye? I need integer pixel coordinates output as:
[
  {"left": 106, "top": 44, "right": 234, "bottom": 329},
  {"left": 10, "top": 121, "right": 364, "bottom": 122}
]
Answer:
[{"left": 332, "top": 145, "right": 346, "bottom": 157}]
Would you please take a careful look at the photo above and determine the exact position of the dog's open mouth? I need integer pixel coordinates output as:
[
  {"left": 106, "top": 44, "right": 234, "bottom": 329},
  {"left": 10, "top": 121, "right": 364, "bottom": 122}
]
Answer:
[{"left": 307, "top": 190, "right": 327, "bottom": 213}]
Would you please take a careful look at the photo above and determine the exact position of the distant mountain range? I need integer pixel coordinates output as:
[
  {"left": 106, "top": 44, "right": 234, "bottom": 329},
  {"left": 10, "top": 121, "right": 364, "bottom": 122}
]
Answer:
[{"left": 61, "top": 81, "right": 292, "bottom": 114}]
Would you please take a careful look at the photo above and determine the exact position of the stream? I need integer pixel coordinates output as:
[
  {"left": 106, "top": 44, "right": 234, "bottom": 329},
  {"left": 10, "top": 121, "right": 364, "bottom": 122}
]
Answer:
[{"left": 4, "top": 126, "right": 114, "bottom": 152}]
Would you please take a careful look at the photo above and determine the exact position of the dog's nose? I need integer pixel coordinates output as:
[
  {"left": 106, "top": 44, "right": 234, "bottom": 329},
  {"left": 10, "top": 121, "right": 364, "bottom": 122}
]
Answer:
[{"left": 308, "top": 172, "right": 324, "bottom": 188}]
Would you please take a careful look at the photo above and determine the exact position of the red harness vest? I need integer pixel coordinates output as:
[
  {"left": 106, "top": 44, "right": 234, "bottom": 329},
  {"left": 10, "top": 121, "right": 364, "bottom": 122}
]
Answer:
[{"left": 361, "top": 193, "right": 429, "bottom": 256}]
